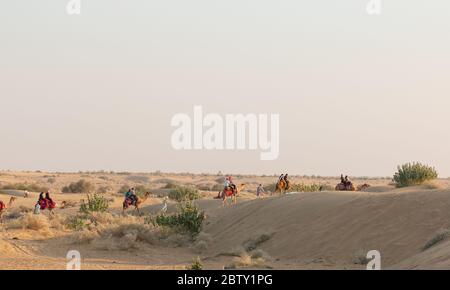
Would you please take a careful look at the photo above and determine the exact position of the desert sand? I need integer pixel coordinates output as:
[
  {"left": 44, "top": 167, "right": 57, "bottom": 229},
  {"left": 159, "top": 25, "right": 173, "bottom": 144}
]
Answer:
[{"left": 1, "top": 170, "right": 450, "bottom": 270}]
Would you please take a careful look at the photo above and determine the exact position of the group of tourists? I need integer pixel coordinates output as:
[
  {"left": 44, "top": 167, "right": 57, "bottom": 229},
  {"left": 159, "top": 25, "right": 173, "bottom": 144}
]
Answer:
[{"left": 35, "top": 192, "right": 56, "bottom": 214}]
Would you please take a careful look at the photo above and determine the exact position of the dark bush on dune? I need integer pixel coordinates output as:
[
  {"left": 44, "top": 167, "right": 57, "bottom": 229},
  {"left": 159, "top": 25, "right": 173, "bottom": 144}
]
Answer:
[
  {"left": 393, "top": 162, "right": 438, "bottom": 188},
  {"left": 62, "top": 179, "right": 95, "bottom": 193}
]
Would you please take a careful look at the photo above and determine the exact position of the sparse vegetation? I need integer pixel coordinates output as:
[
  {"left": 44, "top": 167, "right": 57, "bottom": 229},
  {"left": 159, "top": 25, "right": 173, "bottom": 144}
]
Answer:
[
  {"left": 288, "top": 183, "right": 322, "bottom": 192},
  {"left": 66, "top": 216, "right": 87, "bottom": 231},
  {"left": 187, "top": 257, "right": 203, "bottom": 270},
  {"left": 243, "top": 232, "right": 273, "bottom": 251},
  {"left": 169, "top": 186, "right": 200, "bottom": 201},
  {"left": 62, "top": 179, "right": 95, "bottom": 193},
  {"left": 423, "top": 229, "right": 450, "bottom": 251},
  {"left": 393, "top": 162, "right": 438, "bottom": 188},
  {"left": 47, "top": 177, "right": 56, "bottom": 184},
  {"left": 79, "top": 194, "right": 110, "bottom": 214},
  {"left": 353, "top": 250, "right": 372, "bottom": 265},
  {"left": 151, "top": 201, "right": 205, "bottom": 236}
]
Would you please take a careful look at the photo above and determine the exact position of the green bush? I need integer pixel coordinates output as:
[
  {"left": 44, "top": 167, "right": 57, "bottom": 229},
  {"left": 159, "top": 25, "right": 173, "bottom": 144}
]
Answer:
[
  {"left": 187, "top": 257, "right": 203, "bottom": 270},
  {"left": 62, "top": 179, "right": 95, "bottom": 193},
  {"left": 153, "top": 201, "right": 205, "bottom": 236},
  {"left": 66, "top": 216, "right": 86, "bottom": 231},
  {"left": 79, "top": 194, "right": 110, "bottom": 213},
  {"left": 169, "top": 186, "right": 200, "bottom": 202},
  {"left": 393, "top": 162, "right": 438, "bottom": 187}
]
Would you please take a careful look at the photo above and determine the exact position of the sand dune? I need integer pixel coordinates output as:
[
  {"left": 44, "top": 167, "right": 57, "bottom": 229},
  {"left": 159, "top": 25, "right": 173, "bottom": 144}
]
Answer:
[
  {"left": 2, "top": 172, "right": 450, "bottom": 269},
  {"left": 200, "top": 188, "right": 450, "bottom": 269}
]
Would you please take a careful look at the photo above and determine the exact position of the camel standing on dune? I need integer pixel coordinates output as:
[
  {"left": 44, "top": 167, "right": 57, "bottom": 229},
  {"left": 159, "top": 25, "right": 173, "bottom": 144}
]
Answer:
[
  {"left": 335, "top": 183, "right": 356, "bottom": 191},
  {"left": 0, "top": 197, "right": 17, "bottom": 223},
  {"left": 123, "top": 192, "right": 152, "bottom": 216},
  {"left": 221, "top": 184, "right": 246, "bottom": 207},
  {"left": 274, "top": 179, "right": 289, "bottom": 195}
]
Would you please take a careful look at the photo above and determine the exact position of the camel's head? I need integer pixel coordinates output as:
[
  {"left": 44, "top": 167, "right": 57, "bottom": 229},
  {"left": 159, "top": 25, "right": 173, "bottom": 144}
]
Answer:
[{"left": 8, "top": 197, "right": 17, "bottom": 207}]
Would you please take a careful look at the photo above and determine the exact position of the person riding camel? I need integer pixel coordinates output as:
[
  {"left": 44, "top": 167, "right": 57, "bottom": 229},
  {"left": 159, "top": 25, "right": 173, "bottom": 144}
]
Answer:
[
  {"left": 224, "top": 177, "right": 230, "bottom": 190},
  {"left": 45, "top": 192, "right": 56, "bottom": 209},
  {"left": 125, "top": 188, "right": 138, "bottom": 205},
  {"left": 227, "top": 176, "right": 237, "bottom": 194},
  {"left": 38, "top": 192, "right": 46, "bottom": 209},
  {"left": 345, "top": 176, "right": 350, "bottom": 186},
  {"left": 283, "top": 173, "right": 290, "bottom": 189}
]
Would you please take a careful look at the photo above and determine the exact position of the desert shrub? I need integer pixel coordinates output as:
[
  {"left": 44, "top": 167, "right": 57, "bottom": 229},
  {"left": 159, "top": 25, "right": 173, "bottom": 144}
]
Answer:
[
  {"left": 393, "top": 162, "right": 438, "bottom": 187},
  {"left": 243, "top": 232, "right": 273, "bottom": 251},
  {"left": 152, "top": 201, "right": 205, "bottom": 236},
  {"left": 353, "top": 250, "right": 372, "bottom": 265},
  {"left": 1, "top": 183, "right": 48, "bottom": 192},
  {"left": 225, "top": 252, "right": 268, "bottom": 269},
  {"left": 47, "top": 177, "right": 56, "bottom": 184},
  {"left": 423, "top": 229, "right": 450, "bottom": 251},
  {"left": 66, "top": 216, "right": 87, "bottom": 231},
  {"left": 288, "top": 183, "right": 322, "bottom": 192},
  {"left": 187, "top": 257, "right": 203, "bottom": 270},
  {"left": 79, "top": 194, "right": 110, "bottom": 214},
  {"left": 62, "top": 179, "right": 95, "bottom": 193},
  {"left": 169, "top": 186, "right": 200, "bottom": 202}
]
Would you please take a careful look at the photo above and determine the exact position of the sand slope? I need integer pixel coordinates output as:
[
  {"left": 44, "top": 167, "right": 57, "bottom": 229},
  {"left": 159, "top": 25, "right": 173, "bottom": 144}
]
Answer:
[
  {"left": 3, "top": 181, "right": 450, "bottom": 269},
  {"left": 202, "top": 188, "right": 450, "bottom": 269}
]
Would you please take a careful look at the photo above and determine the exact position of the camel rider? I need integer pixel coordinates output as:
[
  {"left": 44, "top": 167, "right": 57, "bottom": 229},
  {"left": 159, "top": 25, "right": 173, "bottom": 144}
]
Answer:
[
  {"left": 344, "top": 176, "right": 350, "bottom": 186},
  {"left": 125, "top": 188, "right": 137, "bottom": 204},
  {"left": 283, "top": 173, "right": 290, "bottom": 189},
  {"left": 223, "top": 177, "right": 230, "bottom": 191},
  {"left": 341, "top": 174, "right": 345, "bottom": 184},
  {"left": 227, "top": 176, "right": 237, "bottom": 194},
  {"left": 278, "top": 174, "right": 284, "bottom": 186}
]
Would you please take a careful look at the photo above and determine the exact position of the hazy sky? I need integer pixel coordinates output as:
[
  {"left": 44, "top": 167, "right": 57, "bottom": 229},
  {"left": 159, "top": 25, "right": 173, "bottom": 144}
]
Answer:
[{"left": 1, "top": 1, "right": 450, "bottom": 176}]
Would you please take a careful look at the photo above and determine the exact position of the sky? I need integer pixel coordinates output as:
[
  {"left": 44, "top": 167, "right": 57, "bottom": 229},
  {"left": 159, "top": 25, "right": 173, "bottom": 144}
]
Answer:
[{"left": 1, "top": 0, "right": 450, "bottom": 177}]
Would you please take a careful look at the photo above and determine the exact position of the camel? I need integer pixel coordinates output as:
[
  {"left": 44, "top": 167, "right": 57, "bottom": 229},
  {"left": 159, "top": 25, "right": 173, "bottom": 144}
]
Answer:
[
  {"left": 0, "top": 197, "right": 17, "bottom": 223},
  {"left": 123, "top": 192, "right": 151, "bottom": 216},
  {"left": 274, "top": 179, "right": 290, "bottom": 195},
  {"left": 335, "top": 182, "right": 356, "bottom": 191},
  {"left": 220, "top": 184, "right": 246, "bottom": 207}
]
